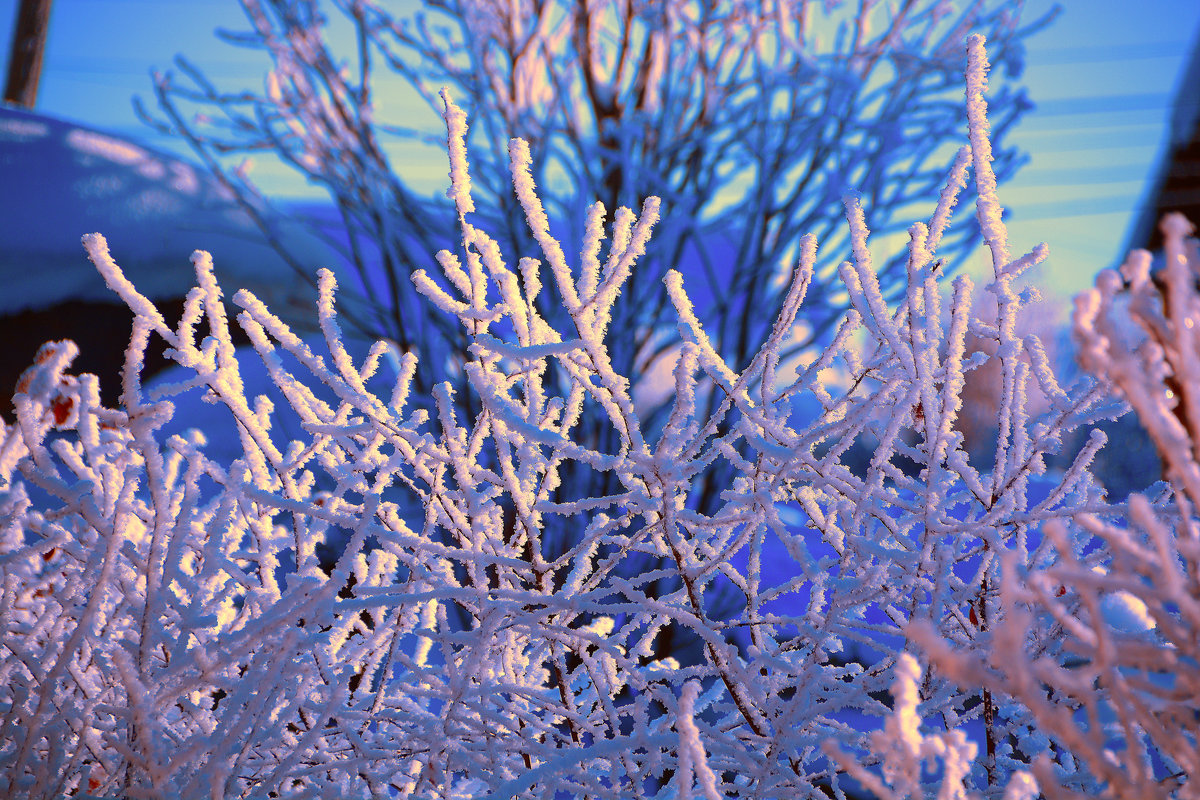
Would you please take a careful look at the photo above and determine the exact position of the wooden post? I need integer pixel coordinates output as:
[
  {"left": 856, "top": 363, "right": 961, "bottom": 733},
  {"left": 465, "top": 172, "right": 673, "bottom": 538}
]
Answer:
[{"left": 4, "top": 0, "right": 54, "bottom": 108}]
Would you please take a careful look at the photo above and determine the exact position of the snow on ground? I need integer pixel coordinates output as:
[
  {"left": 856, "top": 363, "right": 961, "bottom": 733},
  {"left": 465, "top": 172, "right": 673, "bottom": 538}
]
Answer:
[{"left": 0, "top": 105, "right": 342, "bottom": 327}]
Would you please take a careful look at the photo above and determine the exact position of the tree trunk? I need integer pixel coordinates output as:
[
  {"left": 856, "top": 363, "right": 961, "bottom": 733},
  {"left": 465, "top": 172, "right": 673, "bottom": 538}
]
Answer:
[{"left": 4, "top": 0, "right": 53, "bottom": 108}]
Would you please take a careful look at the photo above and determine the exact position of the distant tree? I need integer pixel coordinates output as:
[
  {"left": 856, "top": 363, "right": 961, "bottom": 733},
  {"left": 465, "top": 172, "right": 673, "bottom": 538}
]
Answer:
[
  {"left": 140, "top": 0, "right": 1047, "bottom": 661},
  {"left": 144, "top": 0, "right": 1041, "bottom": 392}
]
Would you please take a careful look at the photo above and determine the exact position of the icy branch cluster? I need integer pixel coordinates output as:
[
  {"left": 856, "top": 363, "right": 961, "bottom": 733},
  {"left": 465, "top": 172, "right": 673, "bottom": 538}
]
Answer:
[
  {"left": 824, "top": 654, "right": 1038, "bottom": 800},
  {"left": 904, "top": 212, "right": 1200, "bottom": 799},
  {"left": 0, "top": 34, "right": 1195, "bottom": 799}
]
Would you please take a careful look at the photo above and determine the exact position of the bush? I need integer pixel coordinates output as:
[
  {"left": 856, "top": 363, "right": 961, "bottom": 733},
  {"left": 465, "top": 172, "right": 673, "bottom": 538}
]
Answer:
[
  {"left": 144, "top": 3, "right": 1047, "bottom": 657},
  {"left": 0, "top": 33, "right": 1191, "bottom": 799}
]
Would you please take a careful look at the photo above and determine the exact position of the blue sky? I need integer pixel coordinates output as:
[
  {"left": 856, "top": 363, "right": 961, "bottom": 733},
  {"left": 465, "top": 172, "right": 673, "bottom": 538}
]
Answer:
[{"left": 4, "top": 0, "right": 1199, "bottom": 302}]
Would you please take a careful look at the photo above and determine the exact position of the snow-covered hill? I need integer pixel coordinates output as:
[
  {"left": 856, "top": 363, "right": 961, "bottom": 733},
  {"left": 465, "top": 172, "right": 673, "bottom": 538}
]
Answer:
[
  {"left": 0, "top": 105, "right": 353, "bottom": 408},
  {"left": 0, "top": 105, "right": 340, "bottom": 322}
]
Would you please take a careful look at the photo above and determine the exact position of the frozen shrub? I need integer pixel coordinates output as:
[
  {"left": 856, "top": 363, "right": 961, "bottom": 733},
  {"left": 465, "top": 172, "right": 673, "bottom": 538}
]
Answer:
[
  {"left": 907, "top": 214, "right": 1200, "bottom": 798},
  {"left": 143, "top": 0, "right": 1049, "bottom": 676},
  {"left": 0, "top": 35, "right": 1126, "bottom": 799}
]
